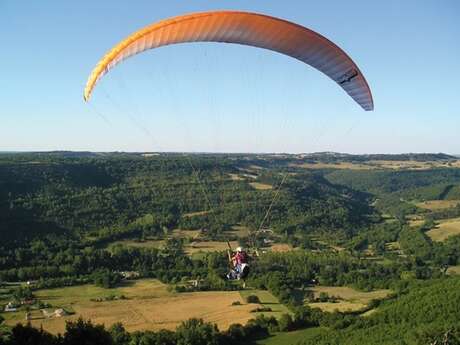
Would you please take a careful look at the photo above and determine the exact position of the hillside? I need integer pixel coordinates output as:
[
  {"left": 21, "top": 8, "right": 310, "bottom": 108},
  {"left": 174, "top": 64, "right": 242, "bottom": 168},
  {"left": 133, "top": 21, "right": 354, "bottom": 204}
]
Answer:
[
  {"left": 0, "top": 153, "right": 373, "bottom": 244},
  {"left": 303, "top": 277, "right": 460, "bottom": 345}
]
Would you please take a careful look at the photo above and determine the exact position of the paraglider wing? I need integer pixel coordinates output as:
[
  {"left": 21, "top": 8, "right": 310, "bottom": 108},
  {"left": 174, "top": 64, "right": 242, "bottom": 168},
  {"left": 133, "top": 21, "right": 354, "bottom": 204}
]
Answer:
[{"left": 84, "top": 10, "right": 373, "bottom": 111}]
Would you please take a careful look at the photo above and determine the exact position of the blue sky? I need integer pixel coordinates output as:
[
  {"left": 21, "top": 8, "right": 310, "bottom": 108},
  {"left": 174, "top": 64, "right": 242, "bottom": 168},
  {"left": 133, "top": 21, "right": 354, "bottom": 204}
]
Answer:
[{"left": 1, "top": 0, "right": 459, "bottom": 153}]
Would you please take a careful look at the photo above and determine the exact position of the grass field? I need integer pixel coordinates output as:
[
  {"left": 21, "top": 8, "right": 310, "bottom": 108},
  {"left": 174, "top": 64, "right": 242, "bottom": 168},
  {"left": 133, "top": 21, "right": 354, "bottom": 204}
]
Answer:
[
  {"left": 228, "top": 173, "right": 245, "bottom": 181},
  {"left": 385, "top": 241, "right": 401, "bottom": 251},
  {"left": 105, "top": 229, "right": 239, "bottom": 256},
  {"left": 415, "top": 200, "right": 460, "bottom": 210},
  {"left": 239, "top": 289, "right": 290, "bottom": 318},
  {"left": 268, "top": 243, "right": 294, "bottom": 252},
  {"left": 172, "top": 229, "right": 201, "bottom": 239},
  {"left": 249, "top": 182, "right": 273, "bottom": 190},
  {"left": 107, "top": 239, "right": 165, "bottom": 250},
  {"left": 447, "top": 265, "right": 460, "bottom": 275},
  {"left": 257, "top": 327, "right": 327, "bottom": 345},
  {"left": 181, "top": 210, "right": 210, "bottom": 218},
  {"left": 408, "top": 219, "right": 425, "bottom": 228},
  {"left": 361, "top": 308, "right": 379, "bottom": 317},
  {"left": 3, "top": 279, "right": 263, "bottom": 334},
  {"left": 426, "top": 217, "right": 460, "bottom": 242},
  {"left": 306, "top": 286, "right": 391, "bottom": 313},
  {"left": 230, "top": 225, "right": 250, "bottom": 237},
  {"left": 106, "top": 229, "right": 202, "bottom": 251},
  {"left": 184, "top": 240, "right": 239, "bottom": 255}
]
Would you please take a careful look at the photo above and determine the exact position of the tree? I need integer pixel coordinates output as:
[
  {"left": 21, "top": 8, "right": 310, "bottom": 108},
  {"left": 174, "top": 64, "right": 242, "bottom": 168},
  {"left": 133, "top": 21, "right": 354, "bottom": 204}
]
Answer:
[
  {"left": 109, "top": 323, "right": 130, "bottom": 345},
  {"left": 245, "top": 295, "right": 261, "bottom": 304},
  {"left": 9, "top": 323, "right": 55, "bottom": 345},
  {"left": 13, "top": 287, "right": 33, "bottom": 301},
  {"left": 293, "top": 306, "right": 318, "bottom": 328},
  {"left": 63, "top": 318, "right": 113, "bottom": 345},
  {"left": 225, "top": 324, "right": 245, "bottom": 343},
  {"left": 92, "top": 269, "right": 121, "bottom": 289},
  {"left": 278, "top": 313, "right": 294, "bottom": 332},
  {"left": 175, "top": 318, "right": 220, "bottom": 345},
  {"left": 318, "top": 292, "right": 329, "bottom": 302}
]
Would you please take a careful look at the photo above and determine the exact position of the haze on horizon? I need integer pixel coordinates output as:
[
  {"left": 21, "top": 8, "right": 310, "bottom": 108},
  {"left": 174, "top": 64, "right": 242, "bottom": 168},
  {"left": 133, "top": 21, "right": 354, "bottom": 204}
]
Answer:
[{"left": 1, "top": 0, "right": 459, "bottom": 154}]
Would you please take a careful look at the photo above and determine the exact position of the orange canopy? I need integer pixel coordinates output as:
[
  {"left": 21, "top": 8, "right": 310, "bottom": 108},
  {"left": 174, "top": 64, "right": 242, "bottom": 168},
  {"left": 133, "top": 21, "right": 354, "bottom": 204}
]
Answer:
[{"left": 84, "top": 10, "right": 373, "bottom": 111}]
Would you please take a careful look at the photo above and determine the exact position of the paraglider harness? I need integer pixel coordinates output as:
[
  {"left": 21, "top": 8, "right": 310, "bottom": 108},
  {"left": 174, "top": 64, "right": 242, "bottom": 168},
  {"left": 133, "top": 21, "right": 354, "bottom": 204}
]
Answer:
[{"left": 226, "top": 242, "right": 250, "bottom": 281}]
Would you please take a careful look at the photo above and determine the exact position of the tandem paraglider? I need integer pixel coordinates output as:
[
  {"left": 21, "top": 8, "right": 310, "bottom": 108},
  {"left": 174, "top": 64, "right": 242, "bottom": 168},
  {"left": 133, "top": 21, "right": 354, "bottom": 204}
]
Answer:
[{"left": 226, "top": 243, "right": 250, "bottom": 281}]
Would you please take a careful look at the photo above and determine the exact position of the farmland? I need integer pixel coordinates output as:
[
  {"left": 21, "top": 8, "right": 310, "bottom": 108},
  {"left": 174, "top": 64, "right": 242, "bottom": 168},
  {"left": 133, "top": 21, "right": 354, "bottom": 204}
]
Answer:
[
  {"left": 426, "top": 217, "right": 460, "bottom": 241},
  {"left": 184, "top": 240, "right": 239, "bottom": 255},
  {"left": 306, "top": 286, "right": 391, "bottom": 313},
  {"left": 415, "top": 200, "right": 460, "bottom": 210},
  {"left": 291, "top": 159, "right": 460, "bottom": 171},
  {"left": 239, "top": 289, "right": 291, "bottom": 318},
  {"left": 3, "top": 279, "right": 273, "bottom": 334}
]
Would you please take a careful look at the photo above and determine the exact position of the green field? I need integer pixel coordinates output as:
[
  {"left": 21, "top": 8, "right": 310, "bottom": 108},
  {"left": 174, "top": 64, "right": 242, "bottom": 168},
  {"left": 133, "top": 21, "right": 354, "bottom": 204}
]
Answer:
[
  {"left": 306, "top": 286, "right": 391, "bottom": 313},
  {"left": 107, "top": 239, "right": 165, "bottom": 250},
  {"left": 257, "top": 327, "right": 327, "bottom": 345},
  {"left": 239, "top": 289, "right": 291, "bottom": 318}
]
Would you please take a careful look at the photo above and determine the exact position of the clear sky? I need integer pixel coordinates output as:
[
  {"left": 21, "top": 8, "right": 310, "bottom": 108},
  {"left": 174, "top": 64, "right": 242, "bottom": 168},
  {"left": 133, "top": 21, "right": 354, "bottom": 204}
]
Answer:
[{"left": 1, "top": 0, "right": 459, "bottom": 154}]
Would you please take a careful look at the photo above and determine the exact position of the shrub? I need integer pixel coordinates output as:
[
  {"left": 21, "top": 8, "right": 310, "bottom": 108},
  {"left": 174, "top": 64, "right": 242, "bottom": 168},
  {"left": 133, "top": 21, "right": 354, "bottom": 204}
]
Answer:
[
  {"left": 250, "top": 307, "right": 272, "bottom": 313},
  {"left": 318, "top": 292, "right": 329, "bottom": 302},
  {"left": 246, "top": 295, "right": 261, "bottom": 304},
  {"left": 278, "top": 313, "right": 294, "bottom": 332}
]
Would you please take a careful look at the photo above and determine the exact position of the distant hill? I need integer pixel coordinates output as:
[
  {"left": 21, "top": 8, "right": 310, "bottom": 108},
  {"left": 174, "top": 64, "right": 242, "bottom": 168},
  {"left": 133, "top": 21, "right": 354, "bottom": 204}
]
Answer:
[
  {"left": 1, "top": 151, "right": 456, "bottom": 161},
  {"left": 0, "top": 153, "right": 373, "bottom": 243},
  {"left": 300, "top": 152, "right": 456, "bottom": 162}
]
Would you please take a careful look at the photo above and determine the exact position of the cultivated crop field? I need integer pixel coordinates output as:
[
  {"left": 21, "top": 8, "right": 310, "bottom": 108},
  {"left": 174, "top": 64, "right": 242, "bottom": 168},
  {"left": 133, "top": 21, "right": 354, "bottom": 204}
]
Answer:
[
  {"left": 415, "top": 200, "right": 460, "bottom": 210},
  {"left": 3, "top": 279, "right": 271, "bottom": 334},
  {"left": 426, "top": 217, "right": 460, "bottom": 242}
]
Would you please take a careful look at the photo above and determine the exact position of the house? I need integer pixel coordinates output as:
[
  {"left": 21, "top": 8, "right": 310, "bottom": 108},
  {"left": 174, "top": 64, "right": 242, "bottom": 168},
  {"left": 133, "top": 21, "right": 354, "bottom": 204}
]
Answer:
[
  {"left": 120, "top": 271, "right": 140, "bottom": 279},
  {"left": 54, "top": 308, "right": 67, "bottom": 317},
  {"left": 4, "top": 302, "right": 18, "bottom": 312}
]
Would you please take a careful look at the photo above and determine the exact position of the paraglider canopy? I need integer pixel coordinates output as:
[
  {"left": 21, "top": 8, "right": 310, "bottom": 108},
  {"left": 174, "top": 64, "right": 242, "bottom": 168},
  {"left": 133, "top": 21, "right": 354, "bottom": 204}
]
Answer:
[{"left": 84, "top": 10, "right": 373, "bottom": 111}]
